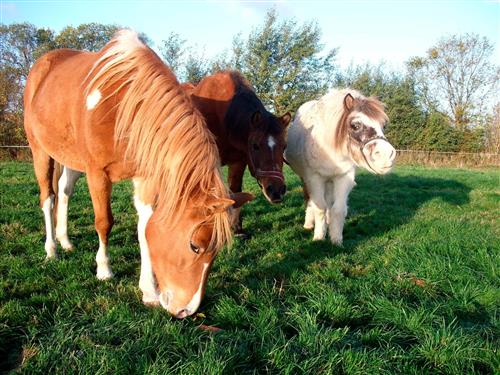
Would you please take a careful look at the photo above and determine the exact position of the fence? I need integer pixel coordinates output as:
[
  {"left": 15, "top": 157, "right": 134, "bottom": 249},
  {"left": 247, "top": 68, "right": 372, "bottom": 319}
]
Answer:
[{"left": 1, "top": 146, "right": 499, "bottom": 168}]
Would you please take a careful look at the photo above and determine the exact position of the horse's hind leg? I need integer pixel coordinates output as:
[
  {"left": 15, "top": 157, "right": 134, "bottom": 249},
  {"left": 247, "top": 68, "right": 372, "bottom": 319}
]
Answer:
[
  {"left": 55, "top": 167, "right": 82, "bottom": 251},
  {"left": 30, "top": 144, "right": 57, "bottom": 259},
  {"left": 86, "top": 169, "right": 114, "bottom": 280}
]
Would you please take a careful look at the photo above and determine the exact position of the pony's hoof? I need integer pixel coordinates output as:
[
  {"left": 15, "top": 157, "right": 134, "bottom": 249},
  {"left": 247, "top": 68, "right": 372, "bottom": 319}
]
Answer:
[
  {"left": 303, "top": 224, "right": 314, "bottom": 231},
  {"left": 330, "top": 237, "right": 343, "bottom": 246},
  {"left": 312, "top": 234, "right": 326, "bottom": 241},
  {"left": 59, "top": 239, "right": 74, "bottom": 251},
  {"left": 96, "top": 268, "right": 114, "bottom": 280},
  {"left": 235, "top": 231, "right": 250, "bottom": 240},
  {"left": 143, "top": 299, "right": 160, "bottom": 307},
  {"left": 142, "top": 291, "right": 160, "bottom": 306}
]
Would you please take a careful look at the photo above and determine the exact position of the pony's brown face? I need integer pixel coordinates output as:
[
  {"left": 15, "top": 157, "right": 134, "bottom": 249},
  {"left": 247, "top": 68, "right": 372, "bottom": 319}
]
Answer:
[
  {"left": 247, "top": 111, "right": 291, "bottom": 203},
  {"left": 145, "top": 193, "right": 253, "bottom": 318}
]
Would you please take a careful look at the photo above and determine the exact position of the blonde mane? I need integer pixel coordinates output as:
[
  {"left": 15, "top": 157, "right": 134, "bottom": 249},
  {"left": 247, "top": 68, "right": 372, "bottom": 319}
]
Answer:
[
  {"left": 85, "top": 30, "right": 232, "bottom": 251},
  {"left": 317, "top": 89, "right": 387, "bottom": 151}
]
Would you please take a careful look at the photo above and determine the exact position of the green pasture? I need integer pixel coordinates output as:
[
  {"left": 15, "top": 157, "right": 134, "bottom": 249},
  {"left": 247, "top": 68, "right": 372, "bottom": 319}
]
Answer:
[{"left": 0, "top": 162, "right": 498, "bottom": 374}]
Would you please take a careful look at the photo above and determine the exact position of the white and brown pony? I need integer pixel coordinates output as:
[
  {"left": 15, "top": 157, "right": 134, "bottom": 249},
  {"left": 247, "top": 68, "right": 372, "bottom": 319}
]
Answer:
[
  {"left": 24, "top": 30, "right": 252, "bottom": 318},
  {"left": 285, "top": 89, "right": 396, "bottom": 244}
]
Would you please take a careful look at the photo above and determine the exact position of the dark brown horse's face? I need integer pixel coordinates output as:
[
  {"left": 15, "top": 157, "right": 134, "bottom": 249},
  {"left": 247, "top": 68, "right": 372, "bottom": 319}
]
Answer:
[
  {"left": 247, "top": 111, "right": 291, "bottom": 203},
  {"left": 146, "top": 193, "right": 253, "bottom": 319}
]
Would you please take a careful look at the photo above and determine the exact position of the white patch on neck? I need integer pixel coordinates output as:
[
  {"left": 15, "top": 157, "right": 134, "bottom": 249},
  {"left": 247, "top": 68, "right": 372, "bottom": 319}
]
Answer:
[
  {"left": 267, "top": 136, "right": 276, "bottom": 150},
  {"left": 86, "top": 89, "right": 101, "bottom": 110}
]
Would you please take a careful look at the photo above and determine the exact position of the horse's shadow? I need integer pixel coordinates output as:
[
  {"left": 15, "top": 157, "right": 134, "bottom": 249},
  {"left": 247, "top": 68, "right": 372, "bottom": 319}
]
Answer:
[{"left": 226, "top": 170, "right": 471, "bottom": 283}]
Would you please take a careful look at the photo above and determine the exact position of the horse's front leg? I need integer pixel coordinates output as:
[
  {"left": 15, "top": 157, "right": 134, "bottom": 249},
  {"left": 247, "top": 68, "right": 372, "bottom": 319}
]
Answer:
[
  {"left": 328, "top": 170, "right": 355, "bottom": 245},
  {"left": 133, "top": 179, "right": 159, "bottom": 305},
  {"left": 55, "top": 166, "right": 82, "bottom": 251},
  {"left": 228, "top": 161, "right": 247, "bottom": 237},
  {"left": 87, "top": 169, "right": 114, "bottom": 280},
  {"left": 305, "top": 174, "right": 328, "bottom": 241}
]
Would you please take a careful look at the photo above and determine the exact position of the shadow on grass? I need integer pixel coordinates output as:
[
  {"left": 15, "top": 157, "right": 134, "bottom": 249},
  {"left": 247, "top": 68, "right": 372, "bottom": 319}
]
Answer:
[{"left": 236, "top": 171, "right": 471, "bottom": 281}]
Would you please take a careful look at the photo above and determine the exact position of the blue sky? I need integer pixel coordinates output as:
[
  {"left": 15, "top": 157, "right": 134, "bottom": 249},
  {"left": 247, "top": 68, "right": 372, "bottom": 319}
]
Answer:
[{"left": 1, "top": 0, "right": 499, "bottom": 70}]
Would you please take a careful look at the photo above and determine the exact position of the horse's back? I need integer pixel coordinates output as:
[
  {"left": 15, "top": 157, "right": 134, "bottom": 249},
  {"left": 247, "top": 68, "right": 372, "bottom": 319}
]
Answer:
[{"left": 24, "top": 48, "right": 99, "bottom": 171}]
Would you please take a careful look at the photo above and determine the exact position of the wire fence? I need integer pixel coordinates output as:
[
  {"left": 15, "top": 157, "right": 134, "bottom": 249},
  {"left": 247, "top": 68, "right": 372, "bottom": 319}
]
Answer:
[{"left": 1, "top": 145, "right": 499, "bottom": 168}]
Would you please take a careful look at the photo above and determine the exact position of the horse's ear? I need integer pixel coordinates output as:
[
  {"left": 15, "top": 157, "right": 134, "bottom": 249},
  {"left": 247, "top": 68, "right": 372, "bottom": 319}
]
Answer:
[
  {"left": 206, "top": 197, "right": 235, "bottom": 214},
  {"left": 251, "top": 111, "right": 262, "bottom": 127},
  {"left": 344, "top": 93, "right": 355, "bottom": 111},
  {"left": 230, "top": 192, "right": 254, "bottom": 208},
  {"left": 279, "top": 112, "right": 292, "bottom": 128}
]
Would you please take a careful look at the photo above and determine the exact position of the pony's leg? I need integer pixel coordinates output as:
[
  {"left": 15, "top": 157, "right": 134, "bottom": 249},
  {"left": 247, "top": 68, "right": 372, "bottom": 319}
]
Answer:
[
  {"left": 306, "top": 174, "right": 328, "bottom": 241},
  {"left": 55, "top": 167, "right": 82, "bottom": 251},
  {"left": 302, "top": 181, "right": 314, "bottom": 230},
  {"left": 133, "top": 179, "right": 159, "bottom": 305},
  {"left": 86, "top": 169, "right": 114, "bottom": 280},
  {"left": 30, "top": 143, "right": 57, "bottom": 258},
  {"left": 228, "top": 161, "right": 247, "bottom": 236},
  {"left": 328, "top": 171, "right": 356, "bottom": 245}
]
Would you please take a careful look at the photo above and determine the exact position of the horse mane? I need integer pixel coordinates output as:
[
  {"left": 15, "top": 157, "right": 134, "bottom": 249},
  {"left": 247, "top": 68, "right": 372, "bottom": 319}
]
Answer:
[
  {"left": 318, "top": 88, "right": 387, "bottom": 151},
  {"left": 85, "top": 30, "right": 232, "bottom": 251},
  {"left": 221, "top": 70, "right": 281, "bottom": 136}
]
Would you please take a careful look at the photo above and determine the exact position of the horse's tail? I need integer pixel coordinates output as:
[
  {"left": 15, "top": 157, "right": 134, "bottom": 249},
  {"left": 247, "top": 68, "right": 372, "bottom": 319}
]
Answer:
[{"left": 51, "top": 161, "right": 63, "bottom": 227}]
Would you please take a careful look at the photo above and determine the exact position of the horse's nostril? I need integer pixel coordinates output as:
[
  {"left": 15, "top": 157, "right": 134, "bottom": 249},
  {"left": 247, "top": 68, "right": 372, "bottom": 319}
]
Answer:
[
  {"left": 280, "top": 185, "right": 286, "bottom": 196},
  {"left": 266, "top": 184, "right": 274, "bottom": 194}
]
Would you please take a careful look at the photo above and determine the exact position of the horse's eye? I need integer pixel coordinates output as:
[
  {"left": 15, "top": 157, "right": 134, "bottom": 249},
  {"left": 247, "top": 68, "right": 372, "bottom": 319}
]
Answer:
[
  {"left": 351, "top": 122, "right": 361, "bottom": 131},
  {"left": 252, "top": 143, "right": 260, "bottom": 151},
  {"left": 190, "top": 241, "right": 200, "bottom": 254}
]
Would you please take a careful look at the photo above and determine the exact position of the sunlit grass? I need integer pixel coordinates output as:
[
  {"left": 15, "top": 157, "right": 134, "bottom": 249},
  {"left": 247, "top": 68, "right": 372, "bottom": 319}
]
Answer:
[{"left": 1, "top": 162, "right": 498, "bottom": 374}]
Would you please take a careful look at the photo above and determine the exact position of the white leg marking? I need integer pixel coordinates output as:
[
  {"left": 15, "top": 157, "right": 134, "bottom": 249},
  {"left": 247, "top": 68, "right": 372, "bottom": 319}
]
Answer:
[
  {"left": 42, "top": 195, "right": 57, "bottom": 259},
  {"left": 56, "top": 167, "right": 82, "bottom": 250},
  {"left": 86, "top": 89, "right": 101, "bottom": 110},
  {"left": 304, "top": 199, "right": 314, "bottom": 230},
  {"left": 328, "top": 171, "right": 356, "bottom": 245},
  {"left": 133, "top": 179, "right": 159, "bottom": 304},
  {"left": 306, "top": 175, "right": 328, "bottom": 241},
  {"left": 96, "top": 234, "right": 113, "bottom": 280}
]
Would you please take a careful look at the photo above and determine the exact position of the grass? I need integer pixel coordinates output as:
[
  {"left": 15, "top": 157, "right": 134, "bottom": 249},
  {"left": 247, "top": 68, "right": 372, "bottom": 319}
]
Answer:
[{"left": 0, "top": 161, "right": 499, "bottom": 374}]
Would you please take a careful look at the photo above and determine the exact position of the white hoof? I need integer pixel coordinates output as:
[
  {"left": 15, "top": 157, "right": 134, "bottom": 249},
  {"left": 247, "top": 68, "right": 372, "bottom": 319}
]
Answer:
[
  {"left": 142, "top": 291, "right": 160, "bottom": 306},
  {"left": 58, "top": 237, "right": 74, "bottom": 251},
  {"left": 45, "top": 242, "right": 57, "bottom": 259},
  {"left": 96, "top": 266, "right": 113, "bottom": 280},
  {"left": 303, "top": 223, "right": 314, "bottom": 231},
  {"left": 312, "top": 233, "right": 326, "bottom": 241},
  {"left": 330, "top": 235, "right": 343, "bottom": 246}
]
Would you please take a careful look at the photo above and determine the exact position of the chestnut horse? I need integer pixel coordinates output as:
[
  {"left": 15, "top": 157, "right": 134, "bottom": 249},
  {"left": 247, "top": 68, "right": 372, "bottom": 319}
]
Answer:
[
  {"left": 24, "top": 30, "right": 252, "bottom": 318},
  {"left": 184, "top": 71, "right": 291, "bottom": 236}
]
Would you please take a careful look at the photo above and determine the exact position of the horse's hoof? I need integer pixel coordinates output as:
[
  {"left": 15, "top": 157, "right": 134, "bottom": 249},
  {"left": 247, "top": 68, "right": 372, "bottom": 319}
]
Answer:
[
  {"left": 303, "top": 225, "right": 314, "bottom": 231},
  {"left": 235, "top": 231, "right": 250, "bottom": 240}
]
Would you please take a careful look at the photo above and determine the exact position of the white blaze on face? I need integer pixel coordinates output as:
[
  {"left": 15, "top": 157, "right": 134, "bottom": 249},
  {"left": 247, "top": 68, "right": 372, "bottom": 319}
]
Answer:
[
  {"left": 86, "top": 89, "right": 102, "bottom": 110},
  {"left": 184, "top": 262, "right": 210, "bottom": 314},
  {"left": 160, "top": 262, "right": 210, "bottom": 316},
  {"left": 267, "top": 136, "right": 276, "bottom": 150}
]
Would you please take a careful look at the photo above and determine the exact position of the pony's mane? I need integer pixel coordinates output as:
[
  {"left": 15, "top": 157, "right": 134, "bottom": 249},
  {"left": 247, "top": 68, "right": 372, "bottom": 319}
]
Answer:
[
  {"left": 226, "top": 70, "right": 254, "bottom": 93},
  {"left": 317, "top": 88, "right": 387, "bottom": 151},
  {"left": 85, "top": 30, "right": 232, "bottom": 251}
]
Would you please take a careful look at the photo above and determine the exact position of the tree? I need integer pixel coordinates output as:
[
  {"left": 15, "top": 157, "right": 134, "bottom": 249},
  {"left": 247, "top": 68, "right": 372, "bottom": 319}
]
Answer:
[
  {"left": 407, "top": 34, "right": 500, "bottom": 131},
  {"left": 484, "top": 103, "right": 500, "bottom": 154},
  {"left": 159, "top": 34, "right": 209, "bottom": 83},
  {"left": 54, "top": 23, "right": 121, "bottom": 51},
  {"left": 229, "top": 9, "right": 337, "bottom": 114},
  {"left": 159, "top": 32, "right": 186, "bottom": 76}
]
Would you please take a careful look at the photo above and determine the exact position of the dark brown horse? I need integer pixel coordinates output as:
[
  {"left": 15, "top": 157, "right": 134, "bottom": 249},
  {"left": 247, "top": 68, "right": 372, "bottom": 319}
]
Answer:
[{"left": 184, "top": 71, "right": 291, "bottom": 236}]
